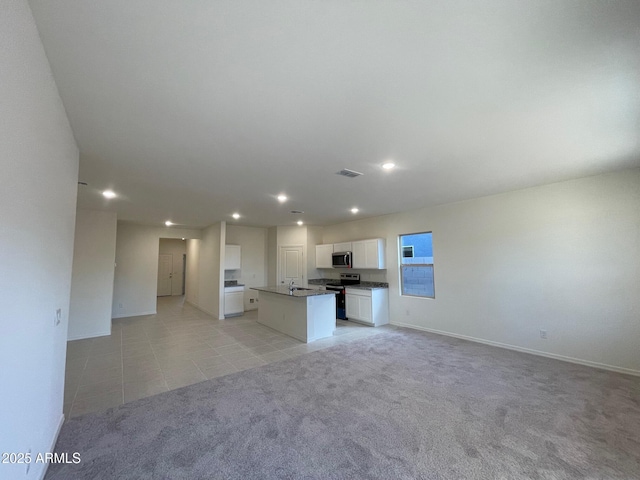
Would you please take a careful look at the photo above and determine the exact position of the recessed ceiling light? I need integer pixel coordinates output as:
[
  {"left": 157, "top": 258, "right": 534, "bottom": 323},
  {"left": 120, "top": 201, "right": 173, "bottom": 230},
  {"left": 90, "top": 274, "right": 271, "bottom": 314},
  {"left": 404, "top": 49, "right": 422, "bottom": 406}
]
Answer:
[
  {"left": 351, "top": 207, "right": 359, "bottom": 214},
  {"left": 297, "top": 220, "right": 304, "bottom": 226},
  {"left": 232, "top": 213, "right": 240, "bottom": 219},
  {"left": 277, "top": 194, "right": 288, "bottom": 203},
  {"left": 165, "top": 221, "right": 173, "bottom": 226},
  {"left": 181, "top": 238, "right": 185, "bottom": 241},
  {"left": 102, "top": 190, "right": 116, "bottom": 199},
  {"left": 382, "top": 162, "right": 396, "bottom": 170}
]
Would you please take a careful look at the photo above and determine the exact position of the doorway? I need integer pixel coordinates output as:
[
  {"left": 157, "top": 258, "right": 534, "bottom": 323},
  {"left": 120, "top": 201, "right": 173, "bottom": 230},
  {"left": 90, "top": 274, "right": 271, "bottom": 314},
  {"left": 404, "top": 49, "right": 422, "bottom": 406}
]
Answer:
[
  {"left": 157, "top": 238, "right": 188, "bottom": 297},
  {"left": 278, "top": 245, "right": 304, "bottom": 286}
]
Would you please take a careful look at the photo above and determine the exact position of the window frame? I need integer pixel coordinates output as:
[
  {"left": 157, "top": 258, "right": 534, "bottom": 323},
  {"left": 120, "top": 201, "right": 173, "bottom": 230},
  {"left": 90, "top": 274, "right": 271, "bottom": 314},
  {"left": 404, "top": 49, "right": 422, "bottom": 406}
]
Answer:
[{"left": 398, "top": 231, "right": 435, "bottom": 299}]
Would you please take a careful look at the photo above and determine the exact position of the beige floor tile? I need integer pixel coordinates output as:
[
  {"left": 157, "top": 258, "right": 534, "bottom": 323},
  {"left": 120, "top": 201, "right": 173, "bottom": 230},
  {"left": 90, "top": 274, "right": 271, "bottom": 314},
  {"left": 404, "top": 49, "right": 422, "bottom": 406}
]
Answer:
[
  {"left": 220, "top": 351, "right": 256, "bottom": 363},
  {"left": 270, "top": 339, "right": 303, "bottom": 350},
  {"left": 200, "top": 364, "right": 239, "bottom": 380},
  {"left": 70, "top": 390, "right": 123, "bottom": 418},
  {"left": 213, "top": 344, "right": 246, "bottom": 355},
  {"left": 81, "top": 364, "right": 122, "bottom": 382},
  {"left": 161, "top": 363, "right": 201, "bottom": 378},
  {"left": 75, "top": 377, "right": 122, "bottom": 401},
  {"left": 247, "top": 344, "right": 278, "bottom": 355},
  {"left": 230, "top": 357, "right": 267, "bottom": 371},
  {"left": 260, "top": 351, "right": 291, "bottom": 363},
  {"left": 66, "top": 341, "right": 93, "bottom": 360},
  {"left": 183, "top": 347, "right": 221, "bottom": 362},
  {"left": 123, "top": 378, "right": 168, "bottom": 403},
  {"left": 164, "top": 371, "right": 206, "bottom": 390},
  {"left": 193, "top": 355, "right": 232, "bottom": 370},
  {"left": 236, "top": 337, "right": 266, "bottom": 347},
  {"left": 123, "top": 353, "right": 159, "bottom": 371},
  {"left": 207, "top": 336, "right": 241, "bottom": 348},
  {"left": 123, "top": 367, "right": 164, "bottom": 384}
]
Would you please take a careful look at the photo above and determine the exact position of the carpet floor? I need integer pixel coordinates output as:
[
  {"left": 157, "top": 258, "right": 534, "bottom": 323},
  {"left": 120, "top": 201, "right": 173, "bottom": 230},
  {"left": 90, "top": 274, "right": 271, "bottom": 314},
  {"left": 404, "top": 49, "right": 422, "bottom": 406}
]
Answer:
[{"left": 46, "top": 327, "right": 640, "bottom": 479}]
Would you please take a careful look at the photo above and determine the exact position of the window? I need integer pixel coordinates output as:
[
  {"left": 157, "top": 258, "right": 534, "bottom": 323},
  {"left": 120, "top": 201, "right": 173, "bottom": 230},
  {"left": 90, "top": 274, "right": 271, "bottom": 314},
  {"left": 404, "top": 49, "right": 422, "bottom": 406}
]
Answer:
[{"left": 399, "top": 232, "right": 434, "bottom": 297}]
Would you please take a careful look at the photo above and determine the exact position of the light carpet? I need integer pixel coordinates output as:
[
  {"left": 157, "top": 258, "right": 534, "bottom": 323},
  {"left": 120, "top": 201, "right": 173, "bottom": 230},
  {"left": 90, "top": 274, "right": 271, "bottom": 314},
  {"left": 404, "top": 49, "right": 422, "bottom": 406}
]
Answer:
[{"left": 46, "top": 327, "right": 640, "bottom": 479}]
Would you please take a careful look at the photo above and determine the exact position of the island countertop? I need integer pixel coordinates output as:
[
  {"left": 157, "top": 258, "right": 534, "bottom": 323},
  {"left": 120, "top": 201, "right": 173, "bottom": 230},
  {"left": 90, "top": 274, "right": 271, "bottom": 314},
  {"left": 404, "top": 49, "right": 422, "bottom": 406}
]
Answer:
[{"left": 251, "top": 286, "right": 337, "bottom": 298}]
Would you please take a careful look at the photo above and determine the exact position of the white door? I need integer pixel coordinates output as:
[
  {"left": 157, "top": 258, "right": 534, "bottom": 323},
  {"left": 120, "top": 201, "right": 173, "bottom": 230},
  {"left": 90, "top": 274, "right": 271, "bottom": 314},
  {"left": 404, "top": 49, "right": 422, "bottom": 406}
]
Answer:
[
  {"left": 279, "top": 245, "right": 303, "bottom": 286},
  {"left": 157, "top": 254, "right": 173, "bottom": 296}
]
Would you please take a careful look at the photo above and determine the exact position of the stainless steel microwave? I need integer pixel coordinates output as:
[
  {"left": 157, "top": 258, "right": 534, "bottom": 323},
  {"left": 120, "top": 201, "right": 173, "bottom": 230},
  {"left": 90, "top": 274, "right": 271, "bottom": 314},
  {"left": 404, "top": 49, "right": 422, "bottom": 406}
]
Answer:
[{"left": 332, "top": 251, "right": 352, "bottom": 268}]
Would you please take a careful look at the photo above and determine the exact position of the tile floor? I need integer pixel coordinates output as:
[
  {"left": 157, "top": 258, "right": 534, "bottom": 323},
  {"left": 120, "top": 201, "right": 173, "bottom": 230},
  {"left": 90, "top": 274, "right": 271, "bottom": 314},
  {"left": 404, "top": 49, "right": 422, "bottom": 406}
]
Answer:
[{"left": 64, "top": 296, "right": 389, "bottom": 418}]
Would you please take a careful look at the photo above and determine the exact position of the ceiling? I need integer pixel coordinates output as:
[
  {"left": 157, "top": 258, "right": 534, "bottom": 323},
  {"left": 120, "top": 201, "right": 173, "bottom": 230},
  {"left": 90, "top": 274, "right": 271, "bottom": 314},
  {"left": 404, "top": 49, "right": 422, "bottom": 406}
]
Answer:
[{"left": 28, "top": 0, "right": 640, "bottom": 228}]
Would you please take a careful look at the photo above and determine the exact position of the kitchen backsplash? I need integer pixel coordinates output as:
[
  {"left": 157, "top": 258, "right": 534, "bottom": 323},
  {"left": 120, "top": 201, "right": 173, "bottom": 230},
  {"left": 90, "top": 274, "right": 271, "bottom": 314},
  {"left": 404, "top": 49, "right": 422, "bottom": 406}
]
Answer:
[
  {"left": 314, "top": 269, "right": 387, "bottom": 283},
  {"left": 224, "top": 270, "right": 239, "bottom": 280}
]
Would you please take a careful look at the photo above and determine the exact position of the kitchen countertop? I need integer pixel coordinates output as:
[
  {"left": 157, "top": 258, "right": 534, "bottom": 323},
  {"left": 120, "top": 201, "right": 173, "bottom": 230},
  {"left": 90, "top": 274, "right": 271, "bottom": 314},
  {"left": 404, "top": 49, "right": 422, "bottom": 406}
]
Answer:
[{"left": 251, "top": 286, "right": 338, "bottom": 298}]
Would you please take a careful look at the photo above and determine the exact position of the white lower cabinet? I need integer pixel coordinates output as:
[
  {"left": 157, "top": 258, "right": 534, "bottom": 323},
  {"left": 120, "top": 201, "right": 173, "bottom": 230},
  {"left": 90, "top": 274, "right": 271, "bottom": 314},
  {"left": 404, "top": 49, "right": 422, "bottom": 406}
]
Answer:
[
  {"left": 224, "top": 286, "right": 244, "bottom": 317},
  {"left": 345, "top": 288, "right": 389, "bottom": 326}
]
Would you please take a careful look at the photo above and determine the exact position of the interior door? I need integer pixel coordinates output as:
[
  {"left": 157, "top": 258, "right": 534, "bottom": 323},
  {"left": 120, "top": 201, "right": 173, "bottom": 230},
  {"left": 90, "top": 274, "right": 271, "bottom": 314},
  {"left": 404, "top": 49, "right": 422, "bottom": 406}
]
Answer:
[
  {"left": 157, "top": 254, "right": 173, "bottom": 296},
  {"left": 279, "top": 245, "right": 303, "bottom": 286}
]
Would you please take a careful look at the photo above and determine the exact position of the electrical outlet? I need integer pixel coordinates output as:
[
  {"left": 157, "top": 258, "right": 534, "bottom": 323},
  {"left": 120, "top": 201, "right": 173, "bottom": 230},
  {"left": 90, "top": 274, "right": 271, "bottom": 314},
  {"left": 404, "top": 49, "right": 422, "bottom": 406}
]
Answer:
[
  {"left": 55, "top": 308, "right": 62, "bottom": 326},
  {"left": 118, "top": 303, "right": 123, "bottom": 309},
  {"left": 249, "top": 298, "right": 254, "bottom": 304},
  {"left": 540, "top": 329, "right": 547, "bottom": 339}
]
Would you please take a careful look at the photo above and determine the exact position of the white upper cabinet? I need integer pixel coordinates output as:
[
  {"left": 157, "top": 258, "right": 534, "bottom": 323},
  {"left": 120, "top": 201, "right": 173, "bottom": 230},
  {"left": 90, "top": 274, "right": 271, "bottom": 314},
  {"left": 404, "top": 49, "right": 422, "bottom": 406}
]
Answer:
[
  {"left": 333, "top": 242, "right": 352, "bottom": 253},
  {"left": 224, "top": 244, "right": 241, "bottom": 270},
  {"left": 315, "top": 244, "right": 334, "bottom": 269},
  {"left": 352, "top": 238, "right": 385, "bottom": 269}
]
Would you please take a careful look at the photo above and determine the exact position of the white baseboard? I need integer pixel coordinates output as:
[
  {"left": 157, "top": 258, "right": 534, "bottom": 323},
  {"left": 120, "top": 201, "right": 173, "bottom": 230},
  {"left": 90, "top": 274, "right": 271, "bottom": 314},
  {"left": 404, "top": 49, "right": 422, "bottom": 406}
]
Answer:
[
  {"left": 391, "top": 321, "right": 640, "bottom": 377},
  {"left": 67, "top": 330, "right": 111, "bottom": 341},
  {"left": 111, "top": 309, "right": 156, "bottom": 319},
  {"left": 38, "top": 413, "right": 65, "bottom": 480}
]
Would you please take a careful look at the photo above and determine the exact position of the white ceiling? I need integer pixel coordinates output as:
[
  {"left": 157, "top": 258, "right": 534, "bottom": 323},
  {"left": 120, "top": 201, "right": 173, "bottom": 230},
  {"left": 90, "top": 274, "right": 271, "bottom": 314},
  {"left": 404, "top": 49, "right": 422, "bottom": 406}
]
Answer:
[{"left": 28, "top": 0, "right": 640, "bottom": 228}]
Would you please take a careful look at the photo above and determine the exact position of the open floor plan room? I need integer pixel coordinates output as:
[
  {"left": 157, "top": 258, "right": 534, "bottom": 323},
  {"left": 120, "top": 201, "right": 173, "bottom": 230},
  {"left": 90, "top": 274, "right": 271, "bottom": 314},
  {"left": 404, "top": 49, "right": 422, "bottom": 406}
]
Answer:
[{"left": 3, "top": 1, "right": 639, "bottom": 479}]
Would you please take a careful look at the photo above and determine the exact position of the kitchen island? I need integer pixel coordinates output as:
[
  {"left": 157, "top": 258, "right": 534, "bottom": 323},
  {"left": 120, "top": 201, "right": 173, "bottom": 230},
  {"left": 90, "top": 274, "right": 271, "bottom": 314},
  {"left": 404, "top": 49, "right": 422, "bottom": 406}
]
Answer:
[{"left": 251, "top": 286, "right": 337, "bottom": 343}]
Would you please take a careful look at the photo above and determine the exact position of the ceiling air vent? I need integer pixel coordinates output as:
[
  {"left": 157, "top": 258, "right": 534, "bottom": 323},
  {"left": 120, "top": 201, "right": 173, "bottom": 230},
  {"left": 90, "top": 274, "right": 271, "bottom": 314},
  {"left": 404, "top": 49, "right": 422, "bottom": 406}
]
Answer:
[
  {"left": 336, "top": 168, "right": 363, "bottom": 178},
  {"left": 290, "top": 210, "right": 304, "bottom": 214}
]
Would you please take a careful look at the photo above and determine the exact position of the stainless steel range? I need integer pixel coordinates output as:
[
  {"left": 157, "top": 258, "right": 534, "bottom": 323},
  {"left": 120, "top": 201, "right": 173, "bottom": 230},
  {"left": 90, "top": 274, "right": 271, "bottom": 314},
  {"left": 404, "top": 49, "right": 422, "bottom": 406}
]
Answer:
[{"left": 326, "top": 273, "right": 360, "bottom": 320}]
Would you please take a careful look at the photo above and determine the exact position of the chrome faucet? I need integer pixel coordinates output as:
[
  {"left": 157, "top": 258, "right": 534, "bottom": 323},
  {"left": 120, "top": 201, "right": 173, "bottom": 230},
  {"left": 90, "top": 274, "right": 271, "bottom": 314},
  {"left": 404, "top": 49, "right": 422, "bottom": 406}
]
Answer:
[{"left": 288, "top": 279, "right": 295, "bottom": 292}]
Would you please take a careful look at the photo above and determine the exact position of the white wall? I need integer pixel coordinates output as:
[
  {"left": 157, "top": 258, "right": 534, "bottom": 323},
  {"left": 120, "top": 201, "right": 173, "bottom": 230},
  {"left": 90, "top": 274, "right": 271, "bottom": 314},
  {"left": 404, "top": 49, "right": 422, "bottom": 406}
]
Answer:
[
  {"left": 267, "top": 227, "right": 277, "bottom": 286},
  {"left": 68, "top": 210, "right": 117, "bottom": 340},
  {"left": 306, "top": 226, "right": 324, "bottom": 282},
  {"left": 159, "top": 238, "right": 187, "bottom": 296},
  {"left": 225, "top": 225, "right": 268, "bottom": 310},
  {"left": 323, "top": 169, "right": 640, "bottom": 375},
  {"left": 112, "top": 223, "right": 201, "bottom": 318},
  {"left": 185, "top": 239, "right": 200, "bottom": 306},
  {"left": 189, "top": 222, "right": 225, "bottom": 319},
  {"left": 0, "top": 1, "right": 79, "bottom": 478}
]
